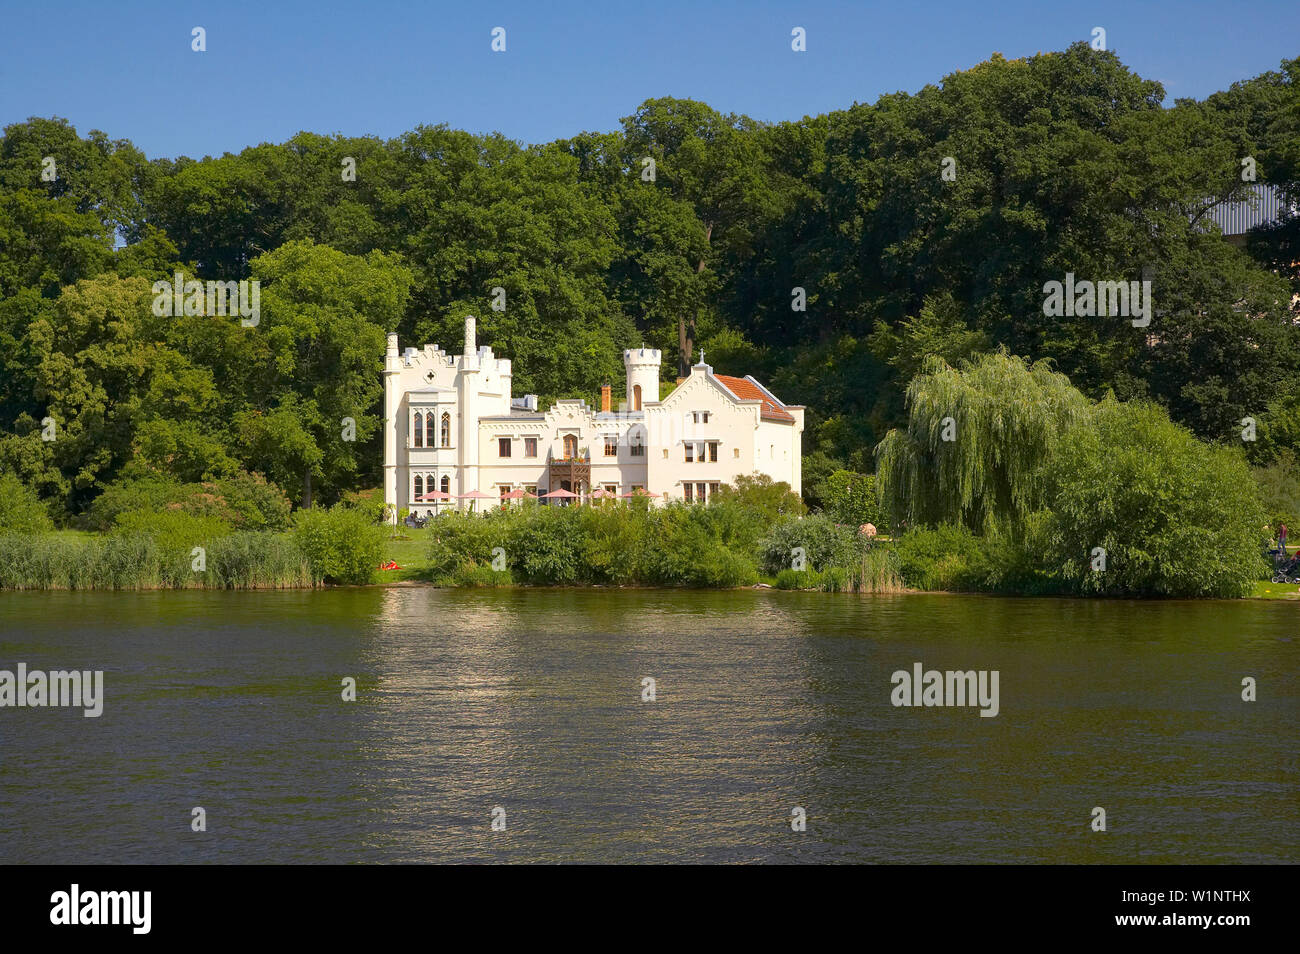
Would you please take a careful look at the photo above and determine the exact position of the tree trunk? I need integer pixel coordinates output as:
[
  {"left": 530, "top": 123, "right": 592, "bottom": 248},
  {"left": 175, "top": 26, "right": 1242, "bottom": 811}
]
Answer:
[
  {"left": 678, "top": 316, "right": 691, "bottom": 378},
  {"left": 680, "top": 224, "right": 712, "bottom": 376},
  {"left": 302, "top": 469, "right": 313, "bottom": 510}
]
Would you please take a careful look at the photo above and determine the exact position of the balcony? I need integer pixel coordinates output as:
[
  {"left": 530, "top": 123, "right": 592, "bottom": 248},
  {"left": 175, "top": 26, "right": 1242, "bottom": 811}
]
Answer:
[{"left": 547, "top": 450, "right": 591, "bottom": 491}]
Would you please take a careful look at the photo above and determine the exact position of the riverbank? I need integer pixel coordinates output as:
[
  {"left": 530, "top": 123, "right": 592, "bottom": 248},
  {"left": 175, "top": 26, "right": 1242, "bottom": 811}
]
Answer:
[{"left": 0, "top": 512, "right": 1291, "bottom": 598}]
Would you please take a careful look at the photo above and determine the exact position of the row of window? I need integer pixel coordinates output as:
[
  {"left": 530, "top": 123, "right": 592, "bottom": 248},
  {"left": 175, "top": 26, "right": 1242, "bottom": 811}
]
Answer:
[
  {"left": 409, "top": 477, "right": 656, "bottom": 506},
  {"left": 415, "top": 410, "right": 717, "bottom": 454},
  {"left": 411, "top": 473, "right": 720, "bottom": 507},
  {"left": 417, "top": 414, "right": 748, "bottom": 465},
  {"left": 684, "top": 442, "right": 721, "bottom": 463},
  {"left": 412, "top": 411, "right": 451, "bottom": 449},
  {"left": 684, "top": 482, "right": 722, "bottom": 503},
  {"left": 498, "top": 436, "right": 540, "bottom": 458},
  {"left": 412, "top": 473, "right": 451, "bottom": 501},
  {"left": 498, "top": 434, "right": 646, "bottom": 458}
]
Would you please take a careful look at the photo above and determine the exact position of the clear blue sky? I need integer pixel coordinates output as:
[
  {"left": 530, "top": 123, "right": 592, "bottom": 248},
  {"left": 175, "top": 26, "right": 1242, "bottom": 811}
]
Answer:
[{"left": 2, "top": 0, "right": 1296, "bottom": 159}]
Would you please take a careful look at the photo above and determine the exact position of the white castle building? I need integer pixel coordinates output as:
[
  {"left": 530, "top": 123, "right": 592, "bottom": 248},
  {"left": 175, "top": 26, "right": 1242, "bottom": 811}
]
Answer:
[{"left": 383, "top": 317, "right": 804, "bottom": 518}]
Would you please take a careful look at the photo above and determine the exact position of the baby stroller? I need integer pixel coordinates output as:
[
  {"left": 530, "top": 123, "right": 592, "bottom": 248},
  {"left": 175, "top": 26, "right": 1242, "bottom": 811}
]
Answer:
[{"left": 1270, "top": 548, "right": 1300, "bottom": 584}]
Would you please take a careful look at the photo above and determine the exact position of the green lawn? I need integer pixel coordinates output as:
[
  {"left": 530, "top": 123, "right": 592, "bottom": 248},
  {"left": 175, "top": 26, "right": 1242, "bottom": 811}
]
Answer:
[
  {"left": 1248, "top": 579, "right": 1300, "bottom": 599},
  {"left": 377, "top": 527, "right": 434, "bottom": 582}
]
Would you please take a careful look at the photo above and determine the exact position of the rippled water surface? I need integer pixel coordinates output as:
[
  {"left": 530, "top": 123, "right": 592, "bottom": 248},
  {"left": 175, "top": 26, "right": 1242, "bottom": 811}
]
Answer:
[{"left": 1, "top": 588, "right": 1296, "bottom": 863}]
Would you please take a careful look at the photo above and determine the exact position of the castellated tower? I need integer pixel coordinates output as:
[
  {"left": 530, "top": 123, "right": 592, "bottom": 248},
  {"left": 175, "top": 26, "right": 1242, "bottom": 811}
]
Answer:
[
  {"left": 623, "top": 346, "right": 661, "bottom": 411},
  {"left": 383, "top": 332, "right": 401, "bottom": 520}
]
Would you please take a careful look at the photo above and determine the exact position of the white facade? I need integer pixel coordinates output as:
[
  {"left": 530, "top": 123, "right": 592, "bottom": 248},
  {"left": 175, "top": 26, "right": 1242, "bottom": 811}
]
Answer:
[{"left": 383, "top": 317, "right": 804, "bottom": 519}]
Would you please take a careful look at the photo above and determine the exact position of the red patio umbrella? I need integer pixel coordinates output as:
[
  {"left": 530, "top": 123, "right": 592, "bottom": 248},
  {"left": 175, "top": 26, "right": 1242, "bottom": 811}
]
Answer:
[
  {"left": 540, "top": 488, "right": 579, "bottom": 499},
  {"left": 455, "top": 488, "right": 496, "bottom": 512},
  {"left": 417, "top": 490, "right": 451, "bottom": 501}
]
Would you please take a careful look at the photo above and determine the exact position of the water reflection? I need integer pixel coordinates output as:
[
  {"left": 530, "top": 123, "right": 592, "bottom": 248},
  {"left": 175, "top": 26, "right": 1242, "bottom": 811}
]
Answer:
[{"left": 0, "top": 588, "right": 1295, "bottom": 863}]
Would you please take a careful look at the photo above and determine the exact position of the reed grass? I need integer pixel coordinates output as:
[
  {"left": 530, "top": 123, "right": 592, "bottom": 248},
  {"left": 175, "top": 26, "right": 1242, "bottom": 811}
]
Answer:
[{"left": 0, "top": 533, "right": 313, "bottom": 590}]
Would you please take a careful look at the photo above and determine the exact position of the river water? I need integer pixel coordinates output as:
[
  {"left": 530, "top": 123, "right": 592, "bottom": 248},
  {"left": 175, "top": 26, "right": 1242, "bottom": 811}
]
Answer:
[{"left": 1, "top": 588, "right": 1295, "bottom": 863}]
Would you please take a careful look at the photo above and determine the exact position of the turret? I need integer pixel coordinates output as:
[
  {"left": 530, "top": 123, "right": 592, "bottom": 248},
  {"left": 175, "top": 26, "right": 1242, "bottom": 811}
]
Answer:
[
  {"left": 623, "top": 346, "right": 661, "bottom": 411},
  {"left": 461, "top": 315, "right": 478, "bottom": 370},
  {"left": 383, "top": 333, "right": 401, "bottom": 522}
]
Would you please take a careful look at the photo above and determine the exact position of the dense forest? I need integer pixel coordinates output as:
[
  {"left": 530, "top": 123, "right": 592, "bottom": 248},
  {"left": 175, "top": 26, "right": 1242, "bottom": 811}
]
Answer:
[{"left": 1, "top": 42, "right": 1298, "bottom": 524}]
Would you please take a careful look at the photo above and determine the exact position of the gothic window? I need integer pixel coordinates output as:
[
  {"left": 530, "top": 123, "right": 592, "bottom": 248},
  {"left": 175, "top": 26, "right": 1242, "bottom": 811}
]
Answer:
[
  {"left": 440, "top": 412, "right": 451, "bottom": 448},
  {"left": 413, "top": 411, "right": 424, "bottom": 448},
  {"left": 414, "top": 473, "right": 423, "bottom": 501}
]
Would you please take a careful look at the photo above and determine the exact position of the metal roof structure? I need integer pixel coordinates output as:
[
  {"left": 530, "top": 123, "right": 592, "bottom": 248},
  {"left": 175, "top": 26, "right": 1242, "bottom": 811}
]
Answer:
[{"left": 1200, "top": 183, "right": 1294, "bottom": 237}]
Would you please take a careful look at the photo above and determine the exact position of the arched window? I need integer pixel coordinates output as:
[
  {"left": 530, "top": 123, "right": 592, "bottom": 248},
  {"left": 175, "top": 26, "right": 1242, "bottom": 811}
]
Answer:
[
  {"left": 633, "top": 384, "right": 642, "bottom": 411},
  {"left": 440, "top": 412, "right": 451, "bottom": 448},
  {"left": 413, "top": 411, "right": 424, "bottom": 448},
  {"left": 440, "top": 474, "right": 450, "bottom": 496},
  {"left": 564, "top": 434, "right": 578, "bottom": 459},
  {"left": 414, "top": 473, "right": 423, "bottom": 502}
]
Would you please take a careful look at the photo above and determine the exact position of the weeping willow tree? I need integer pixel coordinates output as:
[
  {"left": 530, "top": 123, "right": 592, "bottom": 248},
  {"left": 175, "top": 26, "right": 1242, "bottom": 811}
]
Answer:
[{"left": 874, "top": 351, "right": 1090, "bottom": 533}]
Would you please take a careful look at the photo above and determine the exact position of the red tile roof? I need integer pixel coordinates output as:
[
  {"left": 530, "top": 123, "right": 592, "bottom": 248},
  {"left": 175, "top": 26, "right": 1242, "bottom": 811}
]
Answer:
[{"left": 714, "top": 374, "right": 796, "bottom": 422}]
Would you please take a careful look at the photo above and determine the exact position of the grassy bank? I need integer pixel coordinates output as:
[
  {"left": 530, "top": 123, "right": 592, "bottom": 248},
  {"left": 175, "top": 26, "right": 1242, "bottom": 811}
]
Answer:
[
  {"left": 0, "top": 532, "right": 313, "bottom": 590},
  {"left": 0, "top": 505, "right": 1285, "bottom": 597},
  {"left": 1249, "top": 580, "right": 1300, "bottom": 600}
]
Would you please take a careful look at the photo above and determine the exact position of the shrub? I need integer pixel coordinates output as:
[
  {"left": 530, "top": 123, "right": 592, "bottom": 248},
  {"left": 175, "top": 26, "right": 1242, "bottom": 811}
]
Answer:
[
  {"left": 641, "top": 505, "right": 757, "bottom": 587},
  {"left": 820, "top": 470, "right": 886, "bottom": 531},
  {"left": 1045, "top": 400, "right": 1268, "bottom": 597},
  {"left": 821, "top": 566, "right": 851, "bottom": 592},
  {"left": 893, "top": 524, "right": 985, "bottom": 591},
  {"left": 711, "top": 474, "right": 805, "bottom": 524},
  {"left": 341, "top": 487, "right": 389, "bottom": 525},
  {"left": 759, "top": 513, "right": 866, "bottom": 575},
  {"left": 508, "top": 505, "right": 588, "bottom": 584},
  {"left": 1252, "top": 450, "right": 1300, "bottom": 534},
  {"left": 0, "top": 474, "right": 54, "bottom": 534},
  {"left": 578, "top": 503, "right": 646, "bottom": 584},
  {"left": 425, "top": 510, "right": 514, "bottom": 582},
  {"left": 449, "top": 564, "right": 512, "bottom": 587},
  {"left": 86, "top": 471, "right": 291, "bottom": 532},
  {"left": 775, "top": 568, "right": 823, "bottom": 589},
  {"left": 294, "top": 504, "right": 385, "bottom": 584},
  {"left": 113, "top": 508, "right": 232, "bottom": 543},
  {"left": 209, "top": 472, "right": 293, "bottom": 531}
]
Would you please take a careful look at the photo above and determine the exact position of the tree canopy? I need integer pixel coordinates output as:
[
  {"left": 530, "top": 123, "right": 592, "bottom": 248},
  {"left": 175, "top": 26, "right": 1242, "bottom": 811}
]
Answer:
[{"left": 2, "top": 44, "right": 1298, "bottom": 524}]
